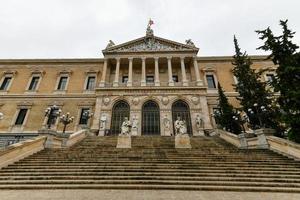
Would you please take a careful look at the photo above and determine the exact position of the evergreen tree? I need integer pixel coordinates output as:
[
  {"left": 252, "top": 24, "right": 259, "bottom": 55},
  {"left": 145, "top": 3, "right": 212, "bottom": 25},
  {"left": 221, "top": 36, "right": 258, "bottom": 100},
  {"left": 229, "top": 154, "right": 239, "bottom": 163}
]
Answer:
[
  {"left": 232, "top": 36, "right": 278, "bottom": 130},
  {"left": 214, "top": 83, "right": 241, "bottom": 135},
  {"left": 256, "top": 20, "right": 300, "bottom": 142}
]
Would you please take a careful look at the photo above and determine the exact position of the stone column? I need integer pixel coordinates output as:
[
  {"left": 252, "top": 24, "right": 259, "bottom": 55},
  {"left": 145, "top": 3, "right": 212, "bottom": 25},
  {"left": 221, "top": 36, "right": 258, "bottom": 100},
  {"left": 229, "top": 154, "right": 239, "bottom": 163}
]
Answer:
[
  {"left": 180, "top": 57, "right": 188, "bottom": 86},
  {"left": 99, "top": 58, "right": 108, "bottom": 87},
  {"left": 141, "top": 57, "right": 146, "bottom": 86},
  {"left": 113, "top": 58, "right": 120, "bottom": 87},
  {"left": 154, "top": 57, "right": 160, "bottom": 86},
  {"left": 127, "top": 57, "right": 133, "bottom": 87},
  {"left": 167, "top": 56, "right": 174, "bottom": 86},
  {"left": 193, "top": 56, "right": 203, "bottom": 86}
]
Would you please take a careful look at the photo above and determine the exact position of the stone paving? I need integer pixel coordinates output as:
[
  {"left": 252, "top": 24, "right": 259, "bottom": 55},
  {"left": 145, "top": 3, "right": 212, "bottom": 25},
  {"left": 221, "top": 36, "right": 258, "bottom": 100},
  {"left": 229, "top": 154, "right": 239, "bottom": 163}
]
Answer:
[{"left": 1, "top": 190, "right": 300, "bottom": 200}]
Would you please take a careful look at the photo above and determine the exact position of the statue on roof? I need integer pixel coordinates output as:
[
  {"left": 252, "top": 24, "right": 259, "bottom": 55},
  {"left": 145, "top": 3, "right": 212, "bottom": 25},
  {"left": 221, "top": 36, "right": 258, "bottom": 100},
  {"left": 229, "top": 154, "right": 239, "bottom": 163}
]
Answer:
[
  {"left": 106, "top": 40, "right": 115, "bottom": 49},
  {"left": 185, "top": 39, "right": 195, "bottom": 47},
  {"left": 146, "top": 18, "right": 154, "bottom": 37}
]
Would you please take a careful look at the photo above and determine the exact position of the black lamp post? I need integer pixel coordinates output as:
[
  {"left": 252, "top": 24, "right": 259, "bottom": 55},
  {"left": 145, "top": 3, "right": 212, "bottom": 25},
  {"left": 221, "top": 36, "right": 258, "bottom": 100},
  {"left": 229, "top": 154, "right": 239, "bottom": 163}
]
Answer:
[
  {"left": 44, "top": 105, "right": 61, "bottom": 129},
  {"left": 82, "top": 110, "right": 93, "bottom": 128},
  {"left": 59, "top": 112, "right": 75, "bottom": 134},
  {"left": 247, "top": 103, "right": 269, "bottom": 129}
]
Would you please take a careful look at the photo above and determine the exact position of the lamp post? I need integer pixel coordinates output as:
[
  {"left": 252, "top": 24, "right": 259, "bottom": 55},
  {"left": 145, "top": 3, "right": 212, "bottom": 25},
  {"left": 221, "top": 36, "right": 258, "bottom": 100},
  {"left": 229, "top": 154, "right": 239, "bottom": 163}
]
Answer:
[
  {"left": 82, "top": 110, "right": 93, "bottom": 128},
  {"left": 247, "top": 103, "right": 269, "bottom": 129},
  {"left": 44, "top": 105, "right": 61, "bottom": 129},
  {"left": 59, "top": 112, "right": 75, "bottom": 134}
]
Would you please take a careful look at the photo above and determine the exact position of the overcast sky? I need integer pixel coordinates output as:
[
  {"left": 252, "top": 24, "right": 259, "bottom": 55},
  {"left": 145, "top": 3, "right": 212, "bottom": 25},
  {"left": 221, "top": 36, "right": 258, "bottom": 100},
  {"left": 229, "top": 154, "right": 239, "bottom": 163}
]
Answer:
[{"left": 0, "top": 0, "right": 299, "bottom": 59}]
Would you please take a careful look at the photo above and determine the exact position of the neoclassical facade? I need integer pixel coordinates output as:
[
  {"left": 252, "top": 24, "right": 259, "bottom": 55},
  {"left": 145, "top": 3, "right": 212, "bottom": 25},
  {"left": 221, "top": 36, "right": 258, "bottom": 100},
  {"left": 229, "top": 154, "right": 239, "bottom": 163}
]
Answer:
[{"left": 0, "top": 26, "right": 277, "bottom": 136}]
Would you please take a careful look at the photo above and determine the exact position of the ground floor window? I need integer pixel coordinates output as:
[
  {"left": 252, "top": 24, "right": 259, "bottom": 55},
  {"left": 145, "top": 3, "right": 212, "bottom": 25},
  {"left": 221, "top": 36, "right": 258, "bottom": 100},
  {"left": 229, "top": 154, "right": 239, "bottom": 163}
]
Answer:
[
  {"left": 142, "top": 100, "right": 160, "bottom": 135},
  {"left": 172, "top": 100, "right": 192, "bottom": 135},
  {"left": 110, "top": 100, "right": 130, "bottom": 135}
]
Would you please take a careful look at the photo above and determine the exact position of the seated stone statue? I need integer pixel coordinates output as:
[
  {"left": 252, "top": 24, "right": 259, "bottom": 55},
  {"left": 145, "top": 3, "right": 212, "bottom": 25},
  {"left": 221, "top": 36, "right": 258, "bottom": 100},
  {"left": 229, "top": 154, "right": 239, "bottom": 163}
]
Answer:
[{"left": 120, "top": 117, "right": 131, "bottom": 135}]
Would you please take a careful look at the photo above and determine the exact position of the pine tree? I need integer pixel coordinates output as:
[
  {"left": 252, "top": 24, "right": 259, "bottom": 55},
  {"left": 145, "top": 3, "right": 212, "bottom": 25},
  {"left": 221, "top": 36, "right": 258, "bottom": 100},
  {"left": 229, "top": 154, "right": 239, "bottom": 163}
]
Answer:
[
  {"left": 232, "top": 36, "right": 278, "bottom": 130},
  {"left": 214, "top": 83, "right": 241, "bottom": 135},
  {"left": 256, "top": 20, "right": 300, "bottom": 142}
]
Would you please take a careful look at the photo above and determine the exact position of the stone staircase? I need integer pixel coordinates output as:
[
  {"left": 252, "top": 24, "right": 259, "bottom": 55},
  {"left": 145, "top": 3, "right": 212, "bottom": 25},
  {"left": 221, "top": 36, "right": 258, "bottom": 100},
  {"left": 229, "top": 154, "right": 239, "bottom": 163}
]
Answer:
[{"left": 0, "top": 135, "right": 300, "bottom": 192}]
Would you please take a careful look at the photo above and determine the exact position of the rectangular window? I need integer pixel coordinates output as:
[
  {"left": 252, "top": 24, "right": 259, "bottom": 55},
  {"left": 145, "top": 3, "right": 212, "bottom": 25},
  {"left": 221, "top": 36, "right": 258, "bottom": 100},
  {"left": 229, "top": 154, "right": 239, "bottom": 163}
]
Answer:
[
  {"left": 206, "top": 75, "right": 216, "bottom": 88},
  {"left": 0, "top": 77, "right": 12, "bottom": 90},
  {"left": 79, "top": 108, "right": 90, "bottom": 125},
  {"left": 57, "top": 77, "right": 68, "bottom": 90},
  {"left": 15, "top": 109, "right": 28, "bottom": 125},
  {"left": 28, "top": 77, "right": 40, "bottom": 91},
  {"left": 85, "top": 76, "right": 95, "bottom": 90},
  {"left": 122, "top": 76, "right": 128, "bottom": 83},
  {"left": 146, "top": 75, "right": 154, "bottom": 83},
  {"left": 266, "top": 74, "right": 275, "bottom": 82},
  {"left": 172, "top": 75, "right": 179, "bottom": 82}
]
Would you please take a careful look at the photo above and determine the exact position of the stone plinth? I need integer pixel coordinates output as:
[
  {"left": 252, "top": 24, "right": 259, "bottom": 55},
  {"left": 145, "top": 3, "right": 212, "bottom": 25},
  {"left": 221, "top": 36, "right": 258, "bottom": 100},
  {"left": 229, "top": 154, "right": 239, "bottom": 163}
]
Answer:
[
  {"left": 175, "top": 134, "right": 191, "bottom": 149},
  {"left": 194, "top": 129, "right": 205, "bottom": 136},
  {"left": 255, "top": 128, "right": 275, "bottom": 149},
  {"left": 117, "top": 135, "right": 131, "bottom": 148},
  {"left": 238, "top": 133, "right": 248, "bottom": 149}
]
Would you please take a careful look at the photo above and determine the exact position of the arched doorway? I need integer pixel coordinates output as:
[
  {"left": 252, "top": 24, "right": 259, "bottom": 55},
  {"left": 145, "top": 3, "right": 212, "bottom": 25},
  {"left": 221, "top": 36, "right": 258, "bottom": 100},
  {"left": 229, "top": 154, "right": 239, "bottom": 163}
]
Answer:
[
  {"left": 142, "top": 100, "right": 160, "bottom": 135},
  {"left": 172, "top": 100, "right": 192, "bottom": 135},
  {"left": 110, "top": 100, "right": 130, "bottom": 135}
]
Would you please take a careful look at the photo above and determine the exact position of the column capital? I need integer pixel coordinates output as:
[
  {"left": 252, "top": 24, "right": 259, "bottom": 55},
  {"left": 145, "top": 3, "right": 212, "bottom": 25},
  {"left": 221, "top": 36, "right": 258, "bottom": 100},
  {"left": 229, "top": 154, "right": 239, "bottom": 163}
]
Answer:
[
  {"left": 115, "top": 57, "right": 121, "bottom": 62},
  {"left": 167, "top": 56, "right": 172, "bottom": 60},
  {"left": 154, "top": 56, "right": 159, "bottom": 61},
  {"left": 180, "top": 56, "right": 185, "bottom": 61},
  {"left": 128, "top": 57, "right": 134, "bottom": 61},
  {"left": 141, "top": 57, "right": 146, "bottom": 61}
]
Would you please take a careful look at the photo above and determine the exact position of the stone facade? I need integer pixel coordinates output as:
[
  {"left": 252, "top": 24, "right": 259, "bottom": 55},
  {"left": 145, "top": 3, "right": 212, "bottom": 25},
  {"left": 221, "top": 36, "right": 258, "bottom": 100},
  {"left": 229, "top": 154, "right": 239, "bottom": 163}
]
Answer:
[{"left": 0, "top": 28, "right": 276, "bottom": 135}]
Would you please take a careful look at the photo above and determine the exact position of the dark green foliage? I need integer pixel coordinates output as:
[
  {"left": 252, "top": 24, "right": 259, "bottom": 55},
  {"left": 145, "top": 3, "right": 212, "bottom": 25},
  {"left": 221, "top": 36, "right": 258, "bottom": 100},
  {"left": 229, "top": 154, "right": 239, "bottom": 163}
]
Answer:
[
  {"left": 232, "top": 36, "right": 278, "bottom": 131},
  {"left": 256, "top": 20, "right": 300, "bottom": 142},
  {"left": 214, "top": 83, "right": 242, "bottom": 135}
]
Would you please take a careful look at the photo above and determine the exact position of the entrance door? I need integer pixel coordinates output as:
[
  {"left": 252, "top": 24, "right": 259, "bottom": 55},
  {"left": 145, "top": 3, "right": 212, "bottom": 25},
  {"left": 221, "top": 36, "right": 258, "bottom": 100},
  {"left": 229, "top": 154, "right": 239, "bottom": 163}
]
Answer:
[
  {"left": 110, "top": 100, "right": 130, "bottom": 135},
  {"left": 142, "top": 100, "right": 160, "bottom": 135},
  {"left": 172, "top": 100, "right": 192, "bottom": 135}
]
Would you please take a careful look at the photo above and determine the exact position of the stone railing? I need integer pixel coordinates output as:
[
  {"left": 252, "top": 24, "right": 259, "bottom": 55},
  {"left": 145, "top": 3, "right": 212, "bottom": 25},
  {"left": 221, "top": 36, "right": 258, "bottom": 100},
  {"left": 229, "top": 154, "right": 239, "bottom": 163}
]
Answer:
[
  {"left": 43, "top": 129, "right": 88, "bottom": 149},
  {"left": 216, "top": 128, "right": 300, "bottom": 160},
  {"left": 0, "top": 136, "right": 47, "bottom": 169},
  {"left": 267, "top": 136, "right": 300, "bottom": 160}
]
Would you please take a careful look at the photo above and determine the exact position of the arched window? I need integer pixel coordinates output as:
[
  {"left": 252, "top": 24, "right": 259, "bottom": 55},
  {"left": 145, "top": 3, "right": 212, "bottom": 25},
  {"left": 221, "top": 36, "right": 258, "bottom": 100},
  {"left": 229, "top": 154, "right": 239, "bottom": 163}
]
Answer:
[
  {"left": 110, "top": 100, "right": 130, "bottom": 135},
  {"left": 172, "top": 100, "right": 192, "bottom": 135},
  {"left": 142, "top": 100, "right": 160, "bottom": 135}
]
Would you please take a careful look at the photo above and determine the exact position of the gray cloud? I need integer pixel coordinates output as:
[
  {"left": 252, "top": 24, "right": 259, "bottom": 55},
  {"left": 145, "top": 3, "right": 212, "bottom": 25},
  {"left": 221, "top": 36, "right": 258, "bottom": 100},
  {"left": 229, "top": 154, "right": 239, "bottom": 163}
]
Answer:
[{"left": 0, "top": 0, "right": 299, "bottom": 58}]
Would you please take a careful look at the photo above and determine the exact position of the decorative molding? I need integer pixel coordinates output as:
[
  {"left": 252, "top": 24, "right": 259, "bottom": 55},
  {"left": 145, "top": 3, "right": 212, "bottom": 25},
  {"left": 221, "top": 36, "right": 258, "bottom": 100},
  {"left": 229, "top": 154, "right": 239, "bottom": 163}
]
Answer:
[
  {"left": 77, "top": 101, "right": 95, "bottom": 106},
  {"left": 3, "top": 70, "right": 17, "bottom": 76},
  {"left": 57, "top": 69, "right": 73, "bottom": 75},
  {"left": 85, "top": 69, "right": 100, "bottom": 75},
  {"left": 17, "top": 101, "right": 33, "bottom": 107}
]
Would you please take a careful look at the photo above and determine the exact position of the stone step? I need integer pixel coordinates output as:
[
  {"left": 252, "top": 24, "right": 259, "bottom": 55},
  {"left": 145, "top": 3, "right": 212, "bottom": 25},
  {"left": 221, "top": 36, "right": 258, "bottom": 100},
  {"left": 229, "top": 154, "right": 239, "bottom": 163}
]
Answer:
[
  {"left": 1, "top": 168, "right": 300, "bottom": 174},
  {"left": 0, "top": 179, "right": 299, "bottom": 189},
  {"left": 0, "top": 184, "right": 299, "bottom": 192},
  {"left": 1, "top": 175, "right": 300, "bottom": 181},
  {"left": 1, "top": 171, "right": 300, "bottom": 178}
]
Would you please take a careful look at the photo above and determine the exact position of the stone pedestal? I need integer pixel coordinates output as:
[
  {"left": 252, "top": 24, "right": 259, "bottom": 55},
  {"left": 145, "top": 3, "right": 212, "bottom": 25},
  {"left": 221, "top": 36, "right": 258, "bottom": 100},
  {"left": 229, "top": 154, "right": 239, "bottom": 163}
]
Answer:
[
  {"left": 238, "top": 133, "right": 248, "bottom": 149},
  {"left": 175, "top": 134, "right": 192, "bottom": 149},
  {"left": 131, "top": 128, "right": 138, "bottom": 136},
  {"left": 98, "top": 129, "right": 105, "bottom": 136},
  {"left": 194, "top": 129, "right": 205, "bottom": 136},
  {"left": 255, "top": 128, "right": 275, "bottom": 149},
  {"left": 117, "top": 135, "right": 131, "bottom": 148}
]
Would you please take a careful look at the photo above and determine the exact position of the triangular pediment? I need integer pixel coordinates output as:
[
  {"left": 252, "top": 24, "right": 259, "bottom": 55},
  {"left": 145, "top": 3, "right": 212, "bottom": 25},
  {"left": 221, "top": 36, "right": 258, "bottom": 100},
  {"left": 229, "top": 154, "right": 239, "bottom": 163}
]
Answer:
[{"left": 103, "top": 36, "right": 198, "bottom": 55}]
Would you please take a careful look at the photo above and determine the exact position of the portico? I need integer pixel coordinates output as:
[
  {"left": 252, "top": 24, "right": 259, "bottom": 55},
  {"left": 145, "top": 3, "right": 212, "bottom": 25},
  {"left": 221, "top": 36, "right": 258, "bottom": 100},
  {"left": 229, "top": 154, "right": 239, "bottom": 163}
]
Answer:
[{"left": 91, "top": 24, "right": 211, "bottom": 136}]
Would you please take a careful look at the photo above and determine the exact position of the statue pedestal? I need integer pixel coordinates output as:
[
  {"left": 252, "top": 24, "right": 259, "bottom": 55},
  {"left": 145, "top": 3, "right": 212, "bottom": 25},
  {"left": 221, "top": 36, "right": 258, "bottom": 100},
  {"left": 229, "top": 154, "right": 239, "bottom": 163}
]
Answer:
[
  {"left": 131, "top": 129, "right": 138, "bottom": 136},
  {"left": 194, "top": 129, "right": 205, "bottom": 136},
  {"left": 175, "top": 134, "right": 191, "bottom": 149},
  {"left": 98, "top": 129, "right": 105, "bottom": 136},
  {"left": 117, "top": 135, "right": 131, "bottom": 148}
]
